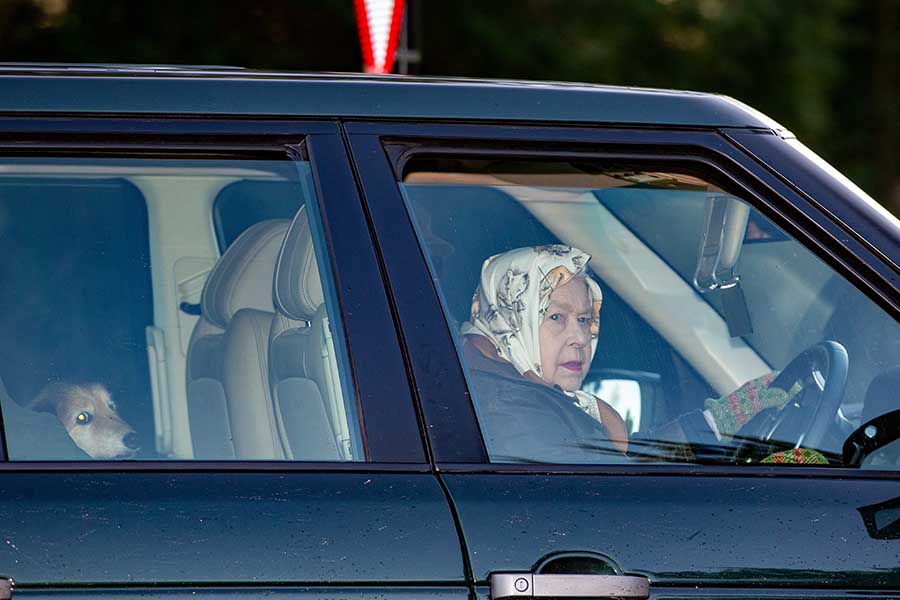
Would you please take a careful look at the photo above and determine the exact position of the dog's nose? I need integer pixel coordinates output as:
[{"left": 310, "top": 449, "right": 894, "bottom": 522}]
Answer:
[{"left": 123, "top": 432, "right": 140, "bottom": 449}]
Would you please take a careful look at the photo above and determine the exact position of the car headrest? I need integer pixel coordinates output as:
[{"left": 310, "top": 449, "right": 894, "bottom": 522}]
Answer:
[
  {"left": 274, "top": 206, "right": 324, "bottom": 322},
  {"left": 201, "top": 219, "right": 290, "bottom": 328}
]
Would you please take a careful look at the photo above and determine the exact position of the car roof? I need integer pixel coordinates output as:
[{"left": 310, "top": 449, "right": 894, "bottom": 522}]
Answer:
[{"left": 0, "top": 64, "right": 785, "bottom": 130}]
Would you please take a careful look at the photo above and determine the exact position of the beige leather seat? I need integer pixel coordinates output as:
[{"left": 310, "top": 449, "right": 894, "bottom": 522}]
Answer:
[
  {"left": 186, "top": 219, "right": 289, "bottom": 459},
  {"left": 269, "top": 207, "right": 349, "bottom": 460}
]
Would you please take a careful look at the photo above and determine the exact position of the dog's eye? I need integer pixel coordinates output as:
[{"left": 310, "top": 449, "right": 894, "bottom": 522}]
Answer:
[{"left": 75, "top": 411, "right": 93, "bottom": 425}]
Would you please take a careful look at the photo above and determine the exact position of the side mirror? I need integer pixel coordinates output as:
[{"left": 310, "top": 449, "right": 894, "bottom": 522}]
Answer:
[{"left": 581, "top": 369, "right": 662, "bottom": 435}]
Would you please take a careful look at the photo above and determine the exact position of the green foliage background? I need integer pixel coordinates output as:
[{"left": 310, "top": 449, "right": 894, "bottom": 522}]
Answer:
[{"left": 0, "top": 0, "right": 897, "bottom": 214}]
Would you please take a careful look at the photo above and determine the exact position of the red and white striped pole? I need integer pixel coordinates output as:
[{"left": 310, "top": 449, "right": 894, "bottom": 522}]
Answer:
[{"left": 354, "top": 0, "right": 406, "bottom": 74}]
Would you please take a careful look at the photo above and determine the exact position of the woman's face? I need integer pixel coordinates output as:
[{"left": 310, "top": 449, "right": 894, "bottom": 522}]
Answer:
[{"left": 539, "top": 276, "right": 593, "bottom": 391}]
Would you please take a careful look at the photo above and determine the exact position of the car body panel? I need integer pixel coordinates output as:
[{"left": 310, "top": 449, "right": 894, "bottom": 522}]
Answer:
[
  {"left": 444, "top": 473, "right": 900, "bottom": 588},
  {"left": 25, "top": 586, "right": 467, "bottom": 600},
  {"left": 0, "top": 472, "right": 465, "bottom": 584},
  {"left": 0, "top": 68, "right": 782, "bottom": 130}
]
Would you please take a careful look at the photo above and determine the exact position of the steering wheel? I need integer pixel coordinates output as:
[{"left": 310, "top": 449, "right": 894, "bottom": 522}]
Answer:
[{"left": 733, "top": 340, "right": 848, "bottom": 463}]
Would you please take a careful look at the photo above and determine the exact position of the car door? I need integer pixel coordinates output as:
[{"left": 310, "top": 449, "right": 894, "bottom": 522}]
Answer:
[
  {"left": 347, "top": 120, "right": 900, "bottom": 599},
  {"left": 0, "top": 118, "right": 467, "bottom": 600}
]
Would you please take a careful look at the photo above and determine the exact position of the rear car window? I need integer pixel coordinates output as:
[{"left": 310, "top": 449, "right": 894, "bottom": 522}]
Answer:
[
  {"left": 0, "top": 156, "right": 363, "bottom": 462},
  {"left": 0, "top": 176, "right": 152, "bottom": 437},
  {"left": 213, "top": 180, "right": 305, "bottom": 251}
]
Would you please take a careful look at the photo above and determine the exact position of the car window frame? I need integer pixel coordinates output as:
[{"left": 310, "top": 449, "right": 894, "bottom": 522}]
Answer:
[
  {"left": 723, "top": 128, "right": 900, "bottom": 284},
  {"left": 345, "top": 119, "right": 900, "bottom": 477},
  {"left": 0, "top": 116, "right": 427, "bottom": 469}
]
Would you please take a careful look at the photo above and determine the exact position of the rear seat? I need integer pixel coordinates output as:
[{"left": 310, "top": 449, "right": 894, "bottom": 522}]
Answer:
[
  {"left": 269, "top": 207, "right": 348, "bottom": 460},
  {"left": 185, "top": 219, "right": 289, "bottom": 459}
]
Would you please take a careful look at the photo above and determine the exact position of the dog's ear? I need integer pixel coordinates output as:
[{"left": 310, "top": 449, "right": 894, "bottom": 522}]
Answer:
[{"left": 27, "top": 381, "right": 68, "bottom": 413}]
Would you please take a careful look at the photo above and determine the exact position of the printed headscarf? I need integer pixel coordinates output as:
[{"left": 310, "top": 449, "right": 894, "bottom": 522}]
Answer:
[{"left": 461, "top": 245, "right": 603, "bottom": 382}]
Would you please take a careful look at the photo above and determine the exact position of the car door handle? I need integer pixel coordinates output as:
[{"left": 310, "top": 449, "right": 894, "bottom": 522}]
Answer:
[{"left": 491, "top": 573, "right": 649, "bottom": 600}]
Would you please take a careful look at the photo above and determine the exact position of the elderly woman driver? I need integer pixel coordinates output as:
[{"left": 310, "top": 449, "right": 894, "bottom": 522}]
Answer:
[
  {"left": 460, "top": 245, "right": 803, "bottom": 464},
  {"left": 460, "top": 245, "right": 627, "bottom": 462}
]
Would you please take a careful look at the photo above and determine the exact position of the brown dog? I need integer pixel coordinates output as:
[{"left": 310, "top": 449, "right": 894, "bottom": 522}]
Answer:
[{"left": 28, "top": 382, "right": 139, "bottom": 459}]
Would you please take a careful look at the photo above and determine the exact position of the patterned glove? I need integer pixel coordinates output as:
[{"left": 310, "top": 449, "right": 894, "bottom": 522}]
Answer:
[
  {"left": 703, "top": 372, "right": 791, "bottom": 436},
  {"left": 761, "top": 448, "right": 828, "bottom": 465}
]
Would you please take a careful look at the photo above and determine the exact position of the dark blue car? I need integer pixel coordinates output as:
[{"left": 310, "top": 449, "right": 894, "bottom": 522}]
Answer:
[{"left": 0, "top": 64, "right": 898, "bottom": 600}]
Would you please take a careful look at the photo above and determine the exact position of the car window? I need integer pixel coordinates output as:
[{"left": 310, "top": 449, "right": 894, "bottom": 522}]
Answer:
[
  {"left": 213, "top": 179, "right": 305, "bottom": 251},
  {"left": 0, "top": 156, "right": 362, "bottom": 462},
  {"left": 400, "top": 156, "right": 900, "bottom": 468}
]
